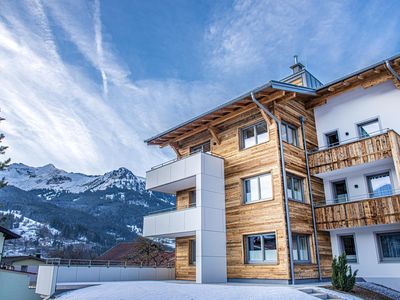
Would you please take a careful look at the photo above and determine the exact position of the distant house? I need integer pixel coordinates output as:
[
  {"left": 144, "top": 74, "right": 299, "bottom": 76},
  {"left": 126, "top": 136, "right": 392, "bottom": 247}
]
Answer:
[
  {"left": 0, "top": 225, "right": 20, "bottom": 262},
  {"left": 1, "top": 255, "right": 45, "bottom": 274}
]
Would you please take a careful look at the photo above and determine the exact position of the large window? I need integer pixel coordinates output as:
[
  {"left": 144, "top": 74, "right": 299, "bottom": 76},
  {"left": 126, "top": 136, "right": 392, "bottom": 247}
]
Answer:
[
  {"left": 287, "top": 174, "right": 304, "bottom": 202},
  {"left": 281, "top": 122, "right": 299, "bottom": 147},
  {"left": 339, "top": 235, "right": 357, "bottom": 263},
  {"left": 243, "top": 173, "right": 273, "bottom": 203},
  {"left": 377, "top": 232, "right": 400, "bottom": 262},
  {"left": 292, "top": 234, "right": 310, "bottom": 263},
  {"left": 332, "top": 180, "right": 348, "bottom": 203},
  {"left": 367, "top": 172, "right": 392, "bottom": 198},
  {"left": 189, "top": 239, "right": 196, "bottom": 265},
  {"left": 245, "top": 233, "right": 277, "bottom": 263},
  {"left": 357, "top": 118, "right": 380, "bottom": 138},
  {"left": 190, "top": 140, "right": 210, "bottom": 154},
  {"left": 240, "top": 121, "right": 268, "bottom": 149}
]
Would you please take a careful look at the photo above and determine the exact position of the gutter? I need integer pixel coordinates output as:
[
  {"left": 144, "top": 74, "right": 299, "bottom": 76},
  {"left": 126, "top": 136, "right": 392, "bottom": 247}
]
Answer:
[
  {"left": 299, "top": 116, "right": 322, "bottom": 281},
  {"left": 385, "top": 60, "right": 400, "bottom": 82},
  {"left": 250, "top": 92, "right": 296, "bottom": 285}
]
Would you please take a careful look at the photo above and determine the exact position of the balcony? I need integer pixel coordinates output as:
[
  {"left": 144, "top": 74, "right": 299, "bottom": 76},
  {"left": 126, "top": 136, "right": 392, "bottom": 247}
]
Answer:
[
  {"left": 315, "top": 191, "right": 400, "bottom": 231},
  {"left": 308, "top": 129, "right": 400, "bottom": 176}
]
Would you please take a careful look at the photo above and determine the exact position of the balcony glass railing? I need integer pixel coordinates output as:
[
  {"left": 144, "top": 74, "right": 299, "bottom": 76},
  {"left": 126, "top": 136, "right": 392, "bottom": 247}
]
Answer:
[
  {"left": 146, "top": 202, "right": 197, "bottom": 216},
  {"left": 318, "top": 188, "right": 400, "bottom": 206},
  {"left": 308, "top": 128, "right": 390, "bottom": 153}
]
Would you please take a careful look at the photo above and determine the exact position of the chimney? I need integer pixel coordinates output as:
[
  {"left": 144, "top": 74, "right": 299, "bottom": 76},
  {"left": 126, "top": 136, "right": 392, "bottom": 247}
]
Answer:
[{"left": 290, "top": 55, "right": 305, "bottom": 74}]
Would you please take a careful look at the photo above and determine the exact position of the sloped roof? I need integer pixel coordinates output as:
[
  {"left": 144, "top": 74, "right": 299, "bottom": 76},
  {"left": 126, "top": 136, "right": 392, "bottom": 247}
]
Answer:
[
  {"left": 0, "top": 226, "right": 20, "bottom": 240},
  {"left": 97, "top": 242, "right": 136, "bottom": 260}
]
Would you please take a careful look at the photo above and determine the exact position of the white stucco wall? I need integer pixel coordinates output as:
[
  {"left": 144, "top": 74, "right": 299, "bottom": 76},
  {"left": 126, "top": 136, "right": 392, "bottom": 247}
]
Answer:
[
  {"left": 330, "top": 224, "right": 400, "bottom": 291},
  {"left": 322, "top": 159, "right": 399, "bottom": 202},
  {"left": 0, "top": 270, "right": 42, "bottom": 300},
  {"left": 314, "top": 81, "right": 400, "bottom": 148}
]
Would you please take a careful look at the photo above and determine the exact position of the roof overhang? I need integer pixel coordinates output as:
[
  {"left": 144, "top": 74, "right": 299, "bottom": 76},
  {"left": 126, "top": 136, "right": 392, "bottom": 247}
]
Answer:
[
  {"left": 145, "top": 80, "right": 317, "bottom": 146},
  {"left": 0, "top": 226, "right": 20, "bottom": 240}
]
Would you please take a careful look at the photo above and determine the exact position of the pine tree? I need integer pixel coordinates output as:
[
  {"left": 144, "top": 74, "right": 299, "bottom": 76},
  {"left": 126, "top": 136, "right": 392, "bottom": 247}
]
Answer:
[
  {"left": 0, "top": 115, "right": 10, "bottom": 188},
  {"left": 331, "top": 252, "right": 358, "bottom": 292}
]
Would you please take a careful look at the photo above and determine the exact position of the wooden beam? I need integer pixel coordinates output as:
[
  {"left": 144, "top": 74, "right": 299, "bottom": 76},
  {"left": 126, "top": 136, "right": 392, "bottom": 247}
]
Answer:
[
  {"left": 357, "top": 74, "right": 365, "bottom": 80},
  {"left": 169, "top": 142, "right": 182, "bottom": 158},
  {"left": 327, "top": 87, "right": 335, "bottom": 92},
  {"left": 258, "top": 90, "right": 286, "bottom": 104},
  {"left": 305, "top": 97, "right": 327, "bottom": 110},
  {"left": 208, "top": 126, "right": 221, "bottom": 145}
]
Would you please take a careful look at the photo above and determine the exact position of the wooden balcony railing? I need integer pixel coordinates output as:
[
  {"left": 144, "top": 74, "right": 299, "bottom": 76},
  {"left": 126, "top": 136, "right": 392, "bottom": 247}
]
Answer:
[
  {"left": 315, "top": 193, "right": 400, "bottom": 231},
  {"left": 308, "top": 130, "right": 399, "bottom": 175}
]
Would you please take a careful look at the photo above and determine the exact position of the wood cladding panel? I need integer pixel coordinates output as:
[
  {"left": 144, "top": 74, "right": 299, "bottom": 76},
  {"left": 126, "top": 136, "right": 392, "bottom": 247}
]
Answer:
[
  {"left": 175, "top": 237, "right": 196, "bottom": 281},
  {"left": 308, "top": 132, "right": 393, "bottom": 175},
  {"left": 315, "top": 195, "right": 400, "bottom": 231}
]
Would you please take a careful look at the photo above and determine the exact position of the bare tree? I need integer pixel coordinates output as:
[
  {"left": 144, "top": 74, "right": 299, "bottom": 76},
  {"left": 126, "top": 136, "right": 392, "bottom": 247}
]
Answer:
[{"left": 127, "top": 237, "right": 173, "bottom": 267}]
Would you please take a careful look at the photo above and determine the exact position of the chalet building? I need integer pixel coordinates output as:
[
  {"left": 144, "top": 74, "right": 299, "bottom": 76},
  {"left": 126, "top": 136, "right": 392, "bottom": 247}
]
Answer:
[{"left": 142, "top": 54, "right": 400, "bottom": 290}]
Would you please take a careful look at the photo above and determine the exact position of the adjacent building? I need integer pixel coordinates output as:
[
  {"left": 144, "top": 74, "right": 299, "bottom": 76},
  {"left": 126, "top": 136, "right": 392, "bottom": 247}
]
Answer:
[{"left": 142, "top": 54, "right": 400, "bottom": 289}]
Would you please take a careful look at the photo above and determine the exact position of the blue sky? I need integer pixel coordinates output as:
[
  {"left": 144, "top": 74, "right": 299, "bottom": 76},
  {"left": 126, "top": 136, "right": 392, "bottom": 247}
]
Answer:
[{"left": 0, "top": 0, "right": 399, "bottom": 176}]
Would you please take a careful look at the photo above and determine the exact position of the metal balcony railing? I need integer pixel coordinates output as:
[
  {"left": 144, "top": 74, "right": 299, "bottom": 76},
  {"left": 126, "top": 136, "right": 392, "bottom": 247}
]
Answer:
[
  {"left": 317, "top": 188, "right": 400, "bottom": 207},
  {"left": 146, "top": 202, "right": 196, "bottom": 216},
  {"left": 45, "top": 258, "right": 175, "bottom": 268},
  {"left": 308, "top": 128, "right": 391, "bottom": 154}
]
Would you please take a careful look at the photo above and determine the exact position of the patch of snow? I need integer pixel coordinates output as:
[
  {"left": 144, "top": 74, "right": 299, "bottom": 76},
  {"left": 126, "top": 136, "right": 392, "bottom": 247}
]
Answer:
[
  {"left": 356, "top": 282, "right": 400, "bottom": 299},
  {"left": 126, "top": 225, "right": 142, "bottom": 235},
  {"left": 56, "top": 281, "right": 316, "bottom": 300}
]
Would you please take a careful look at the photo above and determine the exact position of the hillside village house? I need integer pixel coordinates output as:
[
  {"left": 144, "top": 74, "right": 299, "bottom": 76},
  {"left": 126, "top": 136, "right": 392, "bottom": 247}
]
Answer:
[{"left": 142, "top": 54, "right": 400, "bottom": 290}]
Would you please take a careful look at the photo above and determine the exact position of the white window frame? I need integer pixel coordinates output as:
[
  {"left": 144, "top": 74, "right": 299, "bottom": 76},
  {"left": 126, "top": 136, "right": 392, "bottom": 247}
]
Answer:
[
  {"left": 243, "top": 173, "right": 273, "bottom": 204},
  {"left": 240, "top": 121, "right": 268, "bottom": 149}
]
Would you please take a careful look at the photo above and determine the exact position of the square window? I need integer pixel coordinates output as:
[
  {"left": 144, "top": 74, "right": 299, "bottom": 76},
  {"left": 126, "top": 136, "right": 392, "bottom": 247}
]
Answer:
[
  {"left": 332, "top": 180, "right": 348, "bottom": 203},
  {"left": 357, "top": 119, "right": 380, "bottom": 138},
  {"left": 377, "top": 232, "right": 400, "bottom": 262},
  {"left": 325, "top": 131, "right": 339, "bottom": 147},
  {"left": 244, "top": 173, "right": 272, "bottom": 203},
  {"left": 246, "top": 233, "right": 277, "bottom": 263},
  {"left": 240, "top": 121, "right": 268, "bottom": 149},
  {"left": 367, "top": 172, "right": 392, "bottom": 198}
]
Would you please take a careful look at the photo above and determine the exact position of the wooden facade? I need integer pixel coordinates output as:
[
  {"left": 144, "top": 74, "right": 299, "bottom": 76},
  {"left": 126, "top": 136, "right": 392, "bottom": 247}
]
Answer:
[
  {"left": 308, "top": 132, "right": 394, "bottom": 176},
  {"left": 315, "top": 195, "right": 400, "bottom": 231}
]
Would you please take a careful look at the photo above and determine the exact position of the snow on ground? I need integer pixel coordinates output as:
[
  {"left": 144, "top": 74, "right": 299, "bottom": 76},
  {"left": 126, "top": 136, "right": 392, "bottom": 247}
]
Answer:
[{"left": 56, "top": 281, "right": 315, "bottom": 300}]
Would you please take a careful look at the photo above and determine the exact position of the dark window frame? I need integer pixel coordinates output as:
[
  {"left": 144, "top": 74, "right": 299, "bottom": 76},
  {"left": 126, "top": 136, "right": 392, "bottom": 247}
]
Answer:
[
  {"left": 357, "top": 118, "right": 380, "bottom": 138},
  {"left": 339, "top": 234, "right": 358, "bottom": 263},
  {"left": 189, "top": 239, "right": 196, "bottom": 265},
  {"left": 190, "top": 140, "right": 211, "bottom": 154},
  {"left": 325, "top": 130, "right": 340, "bottom": 147},
  {"left": 189, "top": 190, "right": 196, "bottom": 208},
  {"left": 366, "top": 171, "right": 393, "bottom": 198},
  {"left": 376, "top": 232, "right": 400, "bottom": 263},
  {"left": 244, "top": 232, "right": 277, "bottom": 264},
  {"left": 243, "top": 173, "right": 273, "bottom": 204},
  {"left": 287, "top": 173, "right": 305, "bottom": 203},
  {"left": 332, "top": 179, "right": 348, "bottom": 203},
  {"left": 281, "top": 121, "right": 299, "bottom": 147},
  {"left": 292, "top": 234, "right": 311, "bottom": 264},
  {"left": 240, "top": 121, "right": 268, "bottom": 149}
]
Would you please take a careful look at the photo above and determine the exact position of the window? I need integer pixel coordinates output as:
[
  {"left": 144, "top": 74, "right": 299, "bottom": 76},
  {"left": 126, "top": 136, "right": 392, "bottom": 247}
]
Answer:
[
  {"left": 325, "top": 131, "right": 339, "bottom": 147},
  {"left": 189, "top": 191, "right": 196, "bottom": 207},
  {"left": 21, "top": 265, "right": 28, "bottom": 272},
  {"left": 332, "top": 180, "right": 348, "bottom": 203},
  {"left": 243, "top": 173, "right": 273, "bottom": 203},
  {"left": 287, "top": 174, "right": 304, "bottom": 202},
  {"left": 367, "top": 172, "right": 392, "bottom": 198},
  {"left": 377, "top": 232, "right": 400, "bottom": 262},
  {"left": 292, "top": 234, "right": 310, "bottom": 263},
  {"left": 281, "top": 122, "right": 299, "bottom": 147},
  {"left": 190, "top": 140, "right": 211, "bottom": 154},
  {"left": 340, "top": 235, "right": 357, "bottom": 263},
  {"left": 245, "top": 233, "right": 277, "bottom": 263},
  {"left": 240, "top": 121, "right": 268, "bottom": 149},
  {"left": 189, "top": 240, "right": 196, "bottom": 265},
  {"left": 357, "top": 119, "right": 380, "bottom": 138}
]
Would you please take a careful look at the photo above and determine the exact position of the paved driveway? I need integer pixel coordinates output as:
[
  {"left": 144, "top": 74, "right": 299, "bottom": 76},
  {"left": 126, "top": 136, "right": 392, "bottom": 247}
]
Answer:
[{"left": 56, "top": 281, "right": 316, "bottom": 300}]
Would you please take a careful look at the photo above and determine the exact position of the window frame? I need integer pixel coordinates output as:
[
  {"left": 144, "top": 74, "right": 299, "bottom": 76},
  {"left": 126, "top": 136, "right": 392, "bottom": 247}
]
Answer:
[
  {"left": 357, "top": 118, "right": 380, "bottom": 138},
  {"left": 189, "top": 239, "right": 196, "bottom": 265},
  {"left": 325, "top": 130, "right": 340, "bottom": 148},
  {"left": 292, "top": 234, "right": 311, "bottom": 264},
  {"left": 189, "top": 190, "right": 196, "bottom": 208},
  {"left": 281, "top": 121, "right": 299, "bottom": 147},
  {"left": 376, "top": 231, "right": 400, "bottom": 263},
  {"left": 239, "top": 121, "right": 268, "bottom": 150},
  {"left": 339, "top": 234, "right": 358, "bottom": 263},
  {"left": 331, "top": 179, "right": 348, "bottom": 203},
  {"left": 243, "top": 173, "right": 273, "bottom": 204},
  {"left": 287, "top": 173, "right": 305, "bottom": 203},
  {"left": 366, "top": 171, "right": 393, "bottom": 199},
  {"left": 244, "top": 232, "right": 278, "bottom": 264},
  {"left": 190, "top": 140, "right": 211, "bottom": 154}
]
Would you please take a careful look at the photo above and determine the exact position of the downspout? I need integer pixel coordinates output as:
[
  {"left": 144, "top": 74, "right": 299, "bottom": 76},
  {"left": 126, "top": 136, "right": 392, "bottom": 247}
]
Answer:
[
  {"left": 250, "top": 92, "right": 296, "bottom": 285},
  {"left": 385, "top": 60, "right": 400, "bottom": 82},
  {"left": 299, "top": 116, "right": 322, "bottom": 282}
]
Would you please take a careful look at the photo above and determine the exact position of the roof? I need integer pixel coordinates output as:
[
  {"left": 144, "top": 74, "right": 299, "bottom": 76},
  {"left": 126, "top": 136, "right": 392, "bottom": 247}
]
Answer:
[
  {"left": 97, "top": 242, "right": 136, "bottom": 260},
  {"left": 145, "top": 53, "right": 400, "bottom": 146},
  {"left": 2, "top": 255, "right": 45, "bottom": 264},
  {"left": 0, "top": 226, "right": 20, "bottom": 240}
]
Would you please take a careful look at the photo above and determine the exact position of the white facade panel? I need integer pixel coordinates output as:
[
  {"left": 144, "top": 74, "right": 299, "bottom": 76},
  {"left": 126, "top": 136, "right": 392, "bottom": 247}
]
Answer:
[
  {"left": 314, "top": 82, "right": 400, "bottom": 148},
  {"left": 330, "top": 224, "right": 400, "bottom": 291}
]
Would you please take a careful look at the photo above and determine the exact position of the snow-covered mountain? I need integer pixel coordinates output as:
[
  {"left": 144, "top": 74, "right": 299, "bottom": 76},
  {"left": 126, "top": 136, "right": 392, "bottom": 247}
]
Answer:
[
  {"left": 1, "top": 163, "right": 146, "bottom": 194},
  {"left": 0, "top": 163, "right": 174, "bottom": 257}
]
